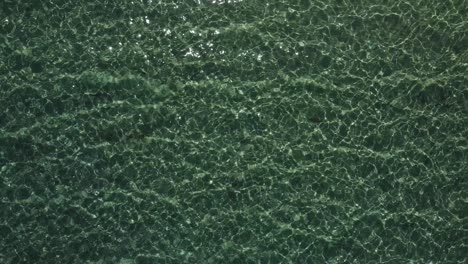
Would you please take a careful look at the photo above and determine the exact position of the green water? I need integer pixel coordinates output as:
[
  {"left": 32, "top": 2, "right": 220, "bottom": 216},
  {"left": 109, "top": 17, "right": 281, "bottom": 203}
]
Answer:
[{"left": 0, "top": 0, "right": 467, "bottom": 263}]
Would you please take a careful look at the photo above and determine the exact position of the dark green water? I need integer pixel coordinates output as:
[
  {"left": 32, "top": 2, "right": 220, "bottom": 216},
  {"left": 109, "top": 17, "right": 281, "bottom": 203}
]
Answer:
[{"left": 1, "top": 0, "right": 467, "bottom": 263}]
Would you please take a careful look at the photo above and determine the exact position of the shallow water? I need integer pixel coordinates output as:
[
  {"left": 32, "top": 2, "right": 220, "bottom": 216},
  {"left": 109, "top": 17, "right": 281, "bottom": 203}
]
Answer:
[{"left": 1, "top": 1, "right": 467, "bottom": 263}]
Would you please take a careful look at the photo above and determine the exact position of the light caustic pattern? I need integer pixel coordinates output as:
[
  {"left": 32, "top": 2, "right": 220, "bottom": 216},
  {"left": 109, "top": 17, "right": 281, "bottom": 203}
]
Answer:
[{"left": 0, "top": 0, "right": 467, "bottom": 263}]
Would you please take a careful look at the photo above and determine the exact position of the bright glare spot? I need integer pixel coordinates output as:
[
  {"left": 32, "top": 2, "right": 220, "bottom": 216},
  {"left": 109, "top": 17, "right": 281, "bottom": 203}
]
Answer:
[
  {"left": 185, "top": 47, "right": 201, "bottom": 58},
  {"left": 208, "top": 0, "right": 243, "bottom": 4}
]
